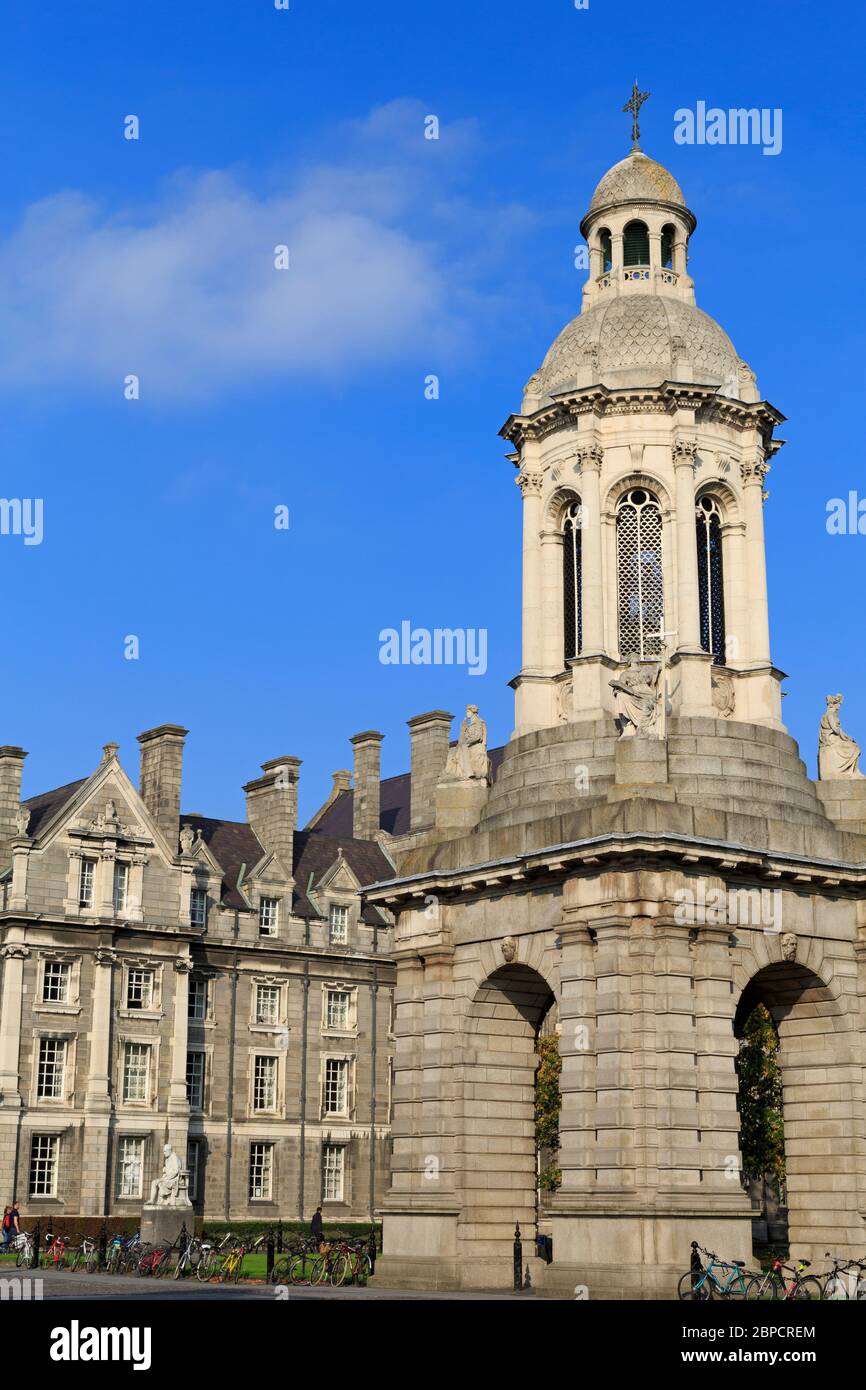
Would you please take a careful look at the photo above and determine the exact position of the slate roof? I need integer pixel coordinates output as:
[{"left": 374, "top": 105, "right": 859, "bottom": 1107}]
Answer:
[
  {"left": 312, "top": 744, "right": 507, "bottom": 838},
  {"left": 24, "top": 779, "right": 87, "bottom": 837}
]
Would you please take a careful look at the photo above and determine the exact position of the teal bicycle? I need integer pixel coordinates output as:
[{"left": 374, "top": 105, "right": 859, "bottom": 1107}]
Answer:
[{"left": 678, "top": 1242, "right": 752, "bottom": 1300}]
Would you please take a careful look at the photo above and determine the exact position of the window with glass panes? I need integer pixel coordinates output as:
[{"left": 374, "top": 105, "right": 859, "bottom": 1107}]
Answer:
[
  {"left": 112, "top": 861, "right": 129, "bottom": 913},
  {"left": 36, "top": 1038, "right": 66, "bottom": 1099},
  {"left": 249, "top": 1143, "right": 273, "bottom": 1199},
  {"left": 190, "top": 888, "right": 208, "bottom": 928},
  {"left": 122, "top": 1042, "right": 150, "bottom": 1102},
  {"left": 29, "top": 1135, "right": 58, "bottom": 1197},
  {"left": 323, "top": 1058, "right": 348, "bottom": 1114},
  {"left": 42, "top": 960, "right": 71, "bottom": 1004},
  {"left": 326, "top": 990, "right": 350, "bottom": 1031},
  {"left": 188, "top": 977, "right": 207, "bottom": 1021},
  {"left": 256, "top": 985, "right": 279, "bottom": 1025},
  {"left": 253, "top": 1055, "right": 278, "bottom": 1111},
  {"left": 78, "top": 858, "right": 96, "bottom": 908},
  {"left": 258, "top": 898, "right": 279, "bottom": 936},
  {"left": 126, "top": 969, "right": 153, "bottom": 1010},
  {"left": 322, "top": 1144, "right": 344, "bottom": 1202},
  {"left": 186, "top": 1051, "right": 205, "bottom": 1110},
  {"left": 328, "top": 904, "right": 348, "bottom": 945},
  {"left": 117, "top": 1136, "right": 145, "bottom": 1198},
  {"left": 186, "top": 1140, "right": 201, "bottom": 1201}
]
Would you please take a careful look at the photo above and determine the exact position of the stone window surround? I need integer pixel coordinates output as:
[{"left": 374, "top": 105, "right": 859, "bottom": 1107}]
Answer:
[
  {"left": 117, "top": 958, "right": 164, "bottom": 1020},
  {"left": 320, "top": 1052, "right": 355, "bottom": 1121},
  {"left": 116, "top": 1034, "right": 161, "bottom": 1109},
  {"left": 321, "top": 981, "right": 358, "bottom": 1037},
  {"left": 35, "top": 951, "right": 82, "bottom": 1016},
  {"left": 248, "top": 1048, "right": 285, "bottom": 1118},
  {"left": 29, "top": 1029, "right": 77, "bottom": 1108},
  {"left": 115, "top": 1132, "right": 149, "bottom": 1201},
  {"left": 25, "top": 1130, "right": 63, "bottom": 1201},
  {"left": 326, "top": 897, "right": 353, "bottom": 946},
  {"left": 187, "top": 971, "right": 218, "bottom": 1027},
  {"left": 63, "top": 843, "right": 147, "bottom": 923},
  {"left": 257, "top": 894, "right": 281, "bottom": 938},
  {"left": 186, "top": 1046, "right": 210, "bottom": 1115},
  {"left": 247, "top": 1138, "right": 276, "bottom": 1202},
  {"left": 321, "top": 1140, "right": 348, "bottom": 1205},
  {"left": 249, "top": 975, "right": 287, "bottom": 1031}
]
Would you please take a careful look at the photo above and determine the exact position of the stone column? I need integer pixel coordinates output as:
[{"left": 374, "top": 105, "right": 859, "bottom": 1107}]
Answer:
[
  {"left": 0, "top": 939, "right": 27, "bottom": 1206},
  {"left": 81, "top": 945, "right": 116, "bottom": 1213},
  {"left": 673, "top": 437, "right": 701, "bottom": 651},
  {"left": 611, "top": 231, "right": 624, "bottom": 273},
  {"left": 168, "top": 958, "right": 191, "bottom": 1158},
  {"left": 517, "top": 467, "right": 544, "bottom": 672},
  {"left": 540, "top": 528, "right": 564, "bottom": 672},
  {"left": 741, "top": 452, "right": 772, "bottom": 665}
]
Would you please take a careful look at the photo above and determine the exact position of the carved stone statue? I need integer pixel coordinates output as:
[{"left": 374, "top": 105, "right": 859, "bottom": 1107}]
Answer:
[
  {"left": 781, "top": 933, "right": 797, "bottom": 963},
  {"left": 501, "top": 936, "right": 517, "bottom": 964},
  {"left": 105, "top": 799, "right": 118, "bottom": 822},
  {"left": 179, "top": 824, "right": 195, "bottom": 855},
  {"left": 148, "top": 1144, "right": 184, "bottom": 1207},
  {"left": 818, "top": 694, "right": 864, "bottom": 779},
  {"left": 14, "top": 807, "right": 30, "bottom": 836},
  {"left": 441, "top": 706, "right": 490, "bottom": 784},
  {"left": 609, "top": 658, "right": 661, "bottom": 738}
]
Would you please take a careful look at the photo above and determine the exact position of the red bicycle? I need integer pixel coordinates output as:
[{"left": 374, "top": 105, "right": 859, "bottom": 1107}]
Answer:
[
  {"left": 41, "top": 1231, "right": 68, "bottom": 1269},
  {"left": 136, "top": 1242, "right": 172, "bottom": 1277}
]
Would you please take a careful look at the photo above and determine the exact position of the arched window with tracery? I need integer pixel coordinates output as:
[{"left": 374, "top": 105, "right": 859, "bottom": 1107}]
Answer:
[
  {"left": 562, "top": 500, "right": 582, "bottom": 663},
  {"left": 696, "top": 495, "right": 726, "bottom": 662},
  {"left": 616, "top": 488, "right": 664, "bottom": 658}
]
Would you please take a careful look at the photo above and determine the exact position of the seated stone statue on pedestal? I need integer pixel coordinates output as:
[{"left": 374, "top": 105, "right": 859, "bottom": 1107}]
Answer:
[
  {"left": 141, "top": 1143, "right": 192, "bottom": 1248},
  {"left": 818, "top": 694, "right": 864, "bottom": 779},
  {"left": 148, "top": 1143, "right": 185, "bottom": 1207},
  {"left": 435, "top": 705, "right": 491, "bottom": 829},
  {"left": 610, "top": 657, "right": 661, "bottom": 738}
]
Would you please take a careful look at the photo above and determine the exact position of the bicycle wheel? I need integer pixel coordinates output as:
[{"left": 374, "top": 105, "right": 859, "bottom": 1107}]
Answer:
[
  {"left": 269, "top": 1255, "right": 291, "bottom": 1284},
  {"left": 15, "top": 1246, "right": 30, "bottom": 1269},
  {"left": 726, "top": 1270, "right": 750, "bottom": 1300},
  {"left": 68, "top": 1248, "right": 82, "bottom": 1272},
  {"left": 745, "top": 1274, "right": 777, "bottom": 1300},
  {"left": 355, "top": 1253, "right": 372, "bottom": 1286},
  {"left": 289, "top": 1253, "right": 313, "bottom": 1285},
  {"left": 822, "top": 1273, "right": 849, "bottom": 1300},
  {"left": 678, "top": 1269, "right": 711, "bottom": 1301},
  {"left": 84, "top": 1250, "right": 100, "bottom": 1275},
  {"left": 329, "top": 1253, "right": 350, "bottom": 1288},
  {"left": 794, "top": 1276, "right": 822, "bottom": 1301},
  {"left": 232, "top": 1253, "right": 246, "bottom": 1284}
]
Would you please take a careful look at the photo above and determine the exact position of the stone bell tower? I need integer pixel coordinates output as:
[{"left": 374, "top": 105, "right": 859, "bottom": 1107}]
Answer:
[{"left": 504, "top": 87, "right": 785, "bottom": 740}]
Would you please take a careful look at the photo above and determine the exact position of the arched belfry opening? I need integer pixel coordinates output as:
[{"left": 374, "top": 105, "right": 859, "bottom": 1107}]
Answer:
[
  {"left": 733, "top": 961, "right": 861, "bottom": 1261},
  {"left": 462, "top": 964, "right": 556, "bottom": 1279}
]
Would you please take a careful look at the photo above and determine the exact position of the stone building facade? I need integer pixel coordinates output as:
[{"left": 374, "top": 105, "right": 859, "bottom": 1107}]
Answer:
[{"left": 0, "top": 728, "right": 396, "bottom": 1226}]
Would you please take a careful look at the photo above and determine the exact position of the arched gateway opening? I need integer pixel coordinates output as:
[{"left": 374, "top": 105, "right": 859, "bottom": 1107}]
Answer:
[
  {"left": 460, "top": 964, "right": 556, "bottom": 1283},
  {"left": 734, "top": 961, "right": 863, "bottom": 1261}
]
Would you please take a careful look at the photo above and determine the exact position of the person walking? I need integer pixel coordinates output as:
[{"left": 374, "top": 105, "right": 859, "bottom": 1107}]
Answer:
[
  {"left": 2, "top": 1203, "right": 19, "bottom": 1253},
  {"left": 310, "top": 1204, "right": 325, "bottom": 1251}
]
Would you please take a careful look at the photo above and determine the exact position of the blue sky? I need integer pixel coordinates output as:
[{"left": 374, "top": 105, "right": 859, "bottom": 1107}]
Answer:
[{"left": 1, "top": 0, "right": 862, "bottom": 822}]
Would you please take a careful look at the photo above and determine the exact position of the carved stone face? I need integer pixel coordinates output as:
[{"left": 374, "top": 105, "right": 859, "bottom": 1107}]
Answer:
[
  {"left": 501, "top": 936, "right": 517, "bottom": 964},
  {"left": 781, "top": 933, "right": 797, "bottom": 962}
]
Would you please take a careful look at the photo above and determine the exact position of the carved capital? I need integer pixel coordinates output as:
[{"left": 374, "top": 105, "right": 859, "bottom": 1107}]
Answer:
[
  {"left": 515, "top": 470, "right": 543, "bottom": 499},
  {"left": 1, "top": 944, "right": 30, "bottom": 961},
  {"left": 173, "top": 958, "right": 192, "bottom": 975},
  {"left": 94, "top": 948, "right": 118, "bottom": 968},
  {"left": 672, "top": 437, "right": 698, "bottom": 468},
  {"left": 740, "top": 453, "right": 771, "bottom": 485},
  {"left": 575, "top": 443, "right": 603, "bottom": 473}
]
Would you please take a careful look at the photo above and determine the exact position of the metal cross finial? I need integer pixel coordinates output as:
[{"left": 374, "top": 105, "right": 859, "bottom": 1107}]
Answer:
[{"left": 623, "top": 79, "right": 650, "bottom": 151}]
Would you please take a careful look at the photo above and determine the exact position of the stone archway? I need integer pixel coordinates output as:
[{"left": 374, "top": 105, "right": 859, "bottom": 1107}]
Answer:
[
  {"left": 734, "top": 960, "right": 864, "bottom": 1260},
  {"left": 457, "top": 963, "right": 556, "bottom": 1286}
]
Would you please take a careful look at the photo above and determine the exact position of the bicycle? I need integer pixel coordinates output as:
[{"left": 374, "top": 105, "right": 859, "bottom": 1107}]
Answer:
[
  {"left": 169, "top": 1229, "right": 206, "bottom": 1280},
  {"left": 765, "top": 1257, "right": 821, "bottom": 1301},
  {"left": 329, "top": 1239, "right": 373, "bottom": 1287},
  {"left": 68, "top": 1234, "right": 100, "bottom": 1274},
  {"left": 13, "top": 1231, "right": 33, "bottom": 1268},
  {"left": 821, "top": 1252, "right": 866, "bottom": 1301},
  {"left": 678, "top": 1243, "right": 751, "bottom": 1300},
  {"left": 106, "top": 1231, "right": 141, "bottom": 1274},
  {"left": 41, "top": 1231, "right": 68, "bottom": 1269},
  {"left": 198, "top": 1232, "right": 242, "bottom": 1283},
  {"left": 136, "top": 1242, "right": 172, "bottom": 1277}
]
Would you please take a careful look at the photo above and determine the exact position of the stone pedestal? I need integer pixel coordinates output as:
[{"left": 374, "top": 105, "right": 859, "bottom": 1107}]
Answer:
[
  {"left": 140, "top": 1201, "right": 193, "bottom": 1249},
  {"left": 434, "top": 779, "right": 488, "bottom": 830},
  {"left": 613, "top": 735, "right": 669, "bottom": 786}
]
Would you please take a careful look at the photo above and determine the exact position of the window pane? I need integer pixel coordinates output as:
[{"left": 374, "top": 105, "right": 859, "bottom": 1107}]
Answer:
[
  {"left": 249, "top": 1143, "right": 273, "bottom": 1199},
  {"left": 324, "top": 1058, "right": 347, "bottom": 1113},
  {"left": 186, "top": 1051, "right": 205, "bottom": 1110},
  {"left": 43, "top": 962, "right": 70, "bottom": 1003},
  {"left": 322, "top": 1145, "right": 344, "bottom": 1202},
  {"left": 123, "top": 1043, "right": 150, "bottom": 1102},
  {"left": 29, "top": 1135, "right": 58, "bottom": 1197},
  {"left": 127, "top": 970, "right": 153, "bottom": 1010},
  {"left": 253, "top": 1055, "right": 277, "bottom": 1110},
  {"left": 37, "top": 1038, "right": 66, "bottom": 1099},
  {"left": 188, "top": 978, "right": 207, "bottom": 1020},
  {"left": 117, "top": 1136, "right": 145, "bottom": 1198}
]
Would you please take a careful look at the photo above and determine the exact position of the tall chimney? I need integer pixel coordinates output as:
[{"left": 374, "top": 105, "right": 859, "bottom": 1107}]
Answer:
[
  {"left": 407, "top": 711, "right": 453, "bottom": 830},
  {"left": 0, "top": 746, "right": 27, "bottom": 850},
  {"left": 244, "top": 756, "right": 301, "bottom": 873},
  {"left": 351, "top": 731, "right": 383, "bottom": 841},
  {"left": 137, "top": 725, "right": 188, "bottom": 847}
]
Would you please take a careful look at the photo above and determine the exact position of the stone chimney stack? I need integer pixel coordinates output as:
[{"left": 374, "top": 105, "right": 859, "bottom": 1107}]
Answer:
[
  {"left": 244, "top": 756, "right": 301, "bottom": 873},
  {"left": 137, "top": 724, "right": 189, "bottom": 848},
  {"left": 407, "top": 712, "right": 453, "bottom": 830},
  {"left": 0, "top": 746, "right": 27, "bottom": 849},
  {"left": 351, "top": 731, "right": 383, "bottom": 841}
]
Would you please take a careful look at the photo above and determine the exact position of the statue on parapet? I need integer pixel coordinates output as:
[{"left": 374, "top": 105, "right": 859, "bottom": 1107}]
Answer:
[
  {"left": 610, "top": 657, "right": 661, "bottom": 738},
  {"left": 441, "top": 705, "right": 490, "bottom": 784},
  {"left": 818, "top": 694, "right": 864, "bottom": 779}
]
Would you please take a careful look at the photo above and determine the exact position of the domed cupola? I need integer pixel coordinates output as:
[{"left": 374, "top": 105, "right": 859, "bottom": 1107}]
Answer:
[{"left": 523, "top": 84, "right": 759, "bottom": 411}]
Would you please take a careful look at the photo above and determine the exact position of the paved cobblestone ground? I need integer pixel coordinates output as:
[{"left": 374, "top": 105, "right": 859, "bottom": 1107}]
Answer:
[{"left": 7, "top": 1269, "right": 531, "bottom": 1301}]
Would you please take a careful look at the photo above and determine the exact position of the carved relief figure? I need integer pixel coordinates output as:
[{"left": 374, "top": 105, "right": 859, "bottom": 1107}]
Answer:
[
  {"left": 610, "top": 658, "right": 661, "bottom": 738},
  {"left": 781, "top": 933, "right": 797, "bottom": 963},
  {"left": 711, "top": 669, "right": 736, "bottom": 719},
  {"left": 818, "top": 694, "right": 864, "bottom": 779},
  {"left": 15, "top": 807, "right": 30, "bottom": 836},
  {"left": 179, "top": 824, "right": 195, "bottom": 854},
  {"left": 442, "top": 706, "right": 491, "bottom": 784},
  {"left": 501, "top": 936, "right": 517, "bottom": 964}
]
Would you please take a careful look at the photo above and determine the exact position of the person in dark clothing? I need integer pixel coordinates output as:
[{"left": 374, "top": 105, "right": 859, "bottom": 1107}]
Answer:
[
  {"left": 2, "top": 1204, "right": 19, "bottom": 1252},
  {"left": 310, "top": 1205, "right": 324, "bottom": 1249}
]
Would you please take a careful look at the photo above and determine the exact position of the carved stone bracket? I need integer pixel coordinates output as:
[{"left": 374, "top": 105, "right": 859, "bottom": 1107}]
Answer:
[{"left": 1, "top": 944, "right": 30, "bottom": 961}]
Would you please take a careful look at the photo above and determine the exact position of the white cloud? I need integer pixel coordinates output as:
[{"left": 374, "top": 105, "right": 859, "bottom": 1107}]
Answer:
[{"left": 0, "top": 101, "right": 530, "bottom": 401}]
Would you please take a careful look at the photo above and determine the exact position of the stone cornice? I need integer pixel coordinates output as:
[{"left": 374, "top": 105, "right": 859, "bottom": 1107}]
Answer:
[
  {"left": 500, "top": 382, "right": 786, "bottom": 450},
  {"left": 363, "top": 829, "right": 866, "bottom": 908}
]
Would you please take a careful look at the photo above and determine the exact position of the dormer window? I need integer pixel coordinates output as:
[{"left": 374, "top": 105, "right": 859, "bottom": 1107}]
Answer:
[
  {"left": 623, "top": 220, "right": 650, "bottom": 267},
  {"left": 329, "top": 904, "right": 348, "bottom": 946},
  {"left": 78, "top": 859, "right": 96, "bottom": 909},
  {"left": 190, "top": 888, "right": 208, "bottom": 929},
  {"left": 259, "top": 897, "right": 279, "bottom": 937}
]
